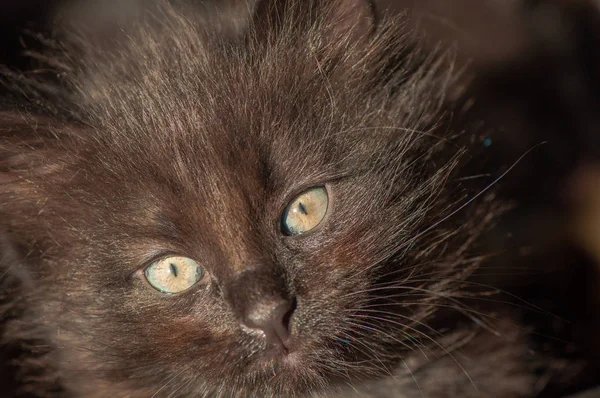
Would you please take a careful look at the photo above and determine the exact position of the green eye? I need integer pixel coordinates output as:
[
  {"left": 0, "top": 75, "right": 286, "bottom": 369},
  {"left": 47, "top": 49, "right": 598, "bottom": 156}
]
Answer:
[
  {"left": 282, "top": 186, "right": 329, "bottom": 235},
  {"left": 144, "top": 256, "right": 204, "bottom": 294}
]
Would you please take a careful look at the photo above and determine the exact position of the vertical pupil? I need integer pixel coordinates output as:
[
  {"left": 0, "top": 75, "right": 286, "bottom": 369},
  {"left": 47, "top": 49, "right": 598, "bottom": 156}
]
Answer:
[
  {"left": 170, "top": 263, "right": 178, "bottom": 277},
  {"left": 298, "top": 202, "right": 309, "bottom": 215}
]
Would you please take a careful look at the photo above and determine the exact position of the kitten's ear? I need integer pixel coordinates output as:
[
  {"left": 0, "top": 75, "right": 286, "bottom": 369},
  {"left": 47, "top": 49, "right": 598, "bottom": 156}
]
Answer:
[{"left": 250, "top": 0, "right": 376, "bottom": 44}]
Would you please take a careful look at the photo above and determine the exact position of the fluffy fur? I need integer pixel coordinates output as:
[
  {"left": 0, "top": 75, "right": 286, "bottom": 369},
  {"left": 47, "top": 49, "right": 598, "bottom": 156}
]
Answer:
[{"left": 0, "top": 0, "right": 571, "bottom": 396}]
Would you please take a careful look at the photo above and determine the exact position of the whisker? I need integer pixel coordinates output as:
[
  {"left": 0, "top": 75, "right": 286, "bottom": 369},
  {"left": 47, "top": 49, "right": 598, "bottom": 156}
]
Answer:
[
  {"left": 343, "top": 311, "right": 476, "bottom": 391},
  {"left": 152, "top": 364, "right": 191, "bottom": 398},
  {"left": 399, "top": 142, "right": 547, "bottom": 252},
  {"left": 345, "top": 319, "right": 431, "bottom": 360}
]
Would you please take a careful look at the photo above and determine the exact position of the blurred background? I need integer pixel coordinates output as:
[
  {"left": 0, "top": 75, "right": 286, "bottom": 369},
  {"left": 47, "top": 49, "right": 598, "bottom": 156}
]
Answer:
[{"left": 1, "top": 0, "right": 599, "bottom": 396}]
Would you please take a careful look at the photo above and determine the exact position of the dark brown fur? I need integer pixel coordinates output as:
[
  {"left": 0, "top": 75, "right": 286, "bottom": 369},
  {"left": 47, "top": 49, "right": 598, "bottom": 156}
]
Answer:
[{"left": 0, "top": 1, "right": 592, "bottom": 397}]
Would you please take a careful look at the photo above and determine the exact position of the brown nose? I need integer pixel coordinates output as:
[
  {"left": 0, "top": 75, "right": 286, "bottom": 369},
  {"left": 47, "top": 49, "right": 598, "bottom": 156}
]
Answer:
[
  {"left": 242, "top": 297, "right": 295, "bottom": 348},
  {"left": 227, "top": 268, "right": 296, "bottom": 349}
]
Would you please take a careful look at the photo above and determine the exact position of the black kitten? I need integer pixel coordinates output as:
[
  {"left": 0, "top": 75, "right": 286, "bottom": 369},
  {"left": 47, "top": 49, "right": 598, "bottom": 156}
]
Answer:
[{"left": 0, "top": 1, "right": 592, "bottom": 397}]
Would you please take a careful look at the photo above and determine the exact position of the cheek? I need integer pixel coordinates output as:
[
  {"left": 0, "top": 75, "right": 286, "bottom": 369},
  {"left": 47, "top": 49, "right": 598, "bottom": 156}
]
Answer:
[
  {"left": 322, "top": 228, "right": 382, "bottom": 272},
  {"left": 144, "top": 306, "right": 234, "bottom": 356},
  {"left": 295, "top": 246, "right": 373, "bottom": 304},
  {"left": 152, "top": 315, "right": 209, "bottom": 348},
  {"left": 133, "top": 314, "right": 217, "bottom": 366},
  {"left": 329, "top": 243, "right": 366, "bottom": 271}
]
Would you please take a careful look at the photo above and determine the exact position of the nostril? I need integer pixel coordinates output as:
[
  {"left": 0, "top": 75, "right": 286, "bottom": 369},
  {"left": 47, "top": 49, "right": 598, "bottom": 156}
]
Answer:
[{"left": 243, "top": 297, "right": 296, "bottom": 349}]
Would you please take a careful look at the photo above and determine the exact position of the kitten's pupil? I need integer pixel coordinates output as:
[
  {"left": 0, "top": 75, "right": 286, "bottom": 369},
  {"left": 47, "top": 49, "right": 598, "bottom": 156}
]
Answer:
[
  {"left": 298, "top": 202, "right": 308, "bottom": 215},
  {"left": 170, "top": 263, "right": 178, "bottom": 277}
]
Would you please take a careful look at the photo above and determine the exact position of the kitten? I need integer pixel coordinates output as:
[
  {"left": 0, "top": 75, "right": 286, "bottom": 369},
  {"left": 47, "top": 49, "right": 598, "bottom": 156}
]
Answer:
[{"left": 0, "top": 0, "right": 595, "bottom": 397}]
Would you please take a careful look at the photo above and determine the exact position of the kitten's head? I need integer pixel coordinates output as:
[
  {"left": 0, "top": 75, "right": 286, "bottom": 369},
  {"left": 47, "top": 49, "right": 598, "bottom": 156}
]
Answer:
[{"left": 1, "top": 0, "right": 498, "bottom": 396}]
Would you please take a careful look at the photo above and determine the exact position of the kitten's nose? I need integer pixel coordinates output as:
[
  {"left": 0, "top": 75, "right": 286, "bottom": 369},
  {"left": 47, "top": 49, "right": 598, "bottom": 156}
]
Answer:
[
  {"left": 227, "top": 268, "right": 296, "bottom": 349},
  {"left": 242, "top": 297, "right": 296, "bottom": 348}
]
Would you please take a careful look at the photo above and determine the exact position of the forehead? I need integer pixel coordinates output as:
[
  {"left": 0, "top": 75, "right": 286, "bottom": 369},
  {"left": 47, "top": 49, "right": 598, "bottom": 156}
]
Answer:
[
  {"left": 112, "top": 82, "right": 351, "bottom": 199},
  {"left": 95, "top": 108, "right": 337, "bottom": 235},
  {"left": 86, "top": 35, "right": 375, "bottom": 237}
]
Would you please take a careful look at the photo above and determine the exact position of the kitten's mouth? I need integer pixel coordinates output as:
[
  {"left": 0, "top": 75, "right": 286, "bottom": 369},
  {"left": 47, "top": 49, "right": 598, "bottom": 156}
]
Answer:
[
  {"left": 255, "top": 343, "right": 307, "bottom": 380},
  {"left": 262, "top": 334, "right": 295, "bottom": 360},
  {"left": 253, "top": 329, "right": 308, "bottom": 368}
]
